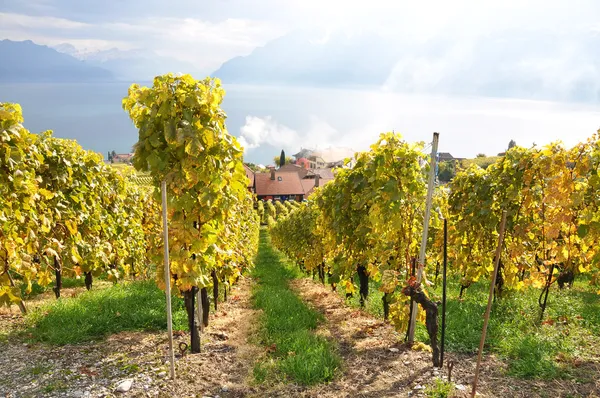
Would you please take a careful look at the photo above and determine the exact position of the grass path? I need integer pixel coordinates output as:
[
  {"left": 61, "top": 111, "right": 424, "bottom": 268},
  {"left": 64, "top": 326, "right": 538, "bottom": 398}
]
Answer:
[{"left": 250, "top": 229, "right": 341, "bottom": 385}]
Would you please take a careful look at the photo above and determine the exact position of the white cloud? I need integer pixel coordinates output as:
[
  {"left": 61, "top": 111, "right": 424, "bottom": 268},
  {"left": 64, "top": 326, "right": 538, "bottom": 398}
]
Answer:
[
  {"left": 237, "top": 112, "right": 395, "bottom": 159},
  {"left": 234, "top": 88, "right": 600, "bottom": 162},
  {"left": 134, "top": 17, "right": 285, "bottom": 69},
  {"left": 238, "top": 115, "right": 348, "bottom": 154},
  {"left": 238, "top": 116, "right": 298, "bottom": 152},
  {"left": 3, "top": 1, "right": 600, "bottom": 74},
  {"left": 0, "top": 11, "right": 286, "bottom": 71},
  {"left": 0, "top": 12, "right": 88, "bottom": 29}
]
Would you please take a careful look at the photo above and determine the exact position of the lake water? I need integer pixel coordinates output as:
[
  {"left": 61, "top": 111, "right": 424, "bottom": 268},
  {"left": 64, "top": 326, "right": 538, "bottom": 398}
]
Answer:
[{"left": 1, "top": 82, "right": 598, "bottom": 164}]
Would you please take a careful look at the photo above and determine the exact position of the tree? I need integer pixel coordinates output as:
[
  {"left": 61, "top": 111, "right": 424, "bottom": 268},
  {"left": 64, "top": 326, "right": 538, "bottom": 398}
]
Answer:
[
  {"left": 245, "top": 162, "right": 261, "bottom": 172},
  {"left": 476, "top": 153, "right": 486, "bottom": 158},
  {"left": 273, "top": 155, "right": 292, "bottom": 166},
  {"left": 438, "top": 160, "right": 456, "bottom": 182},
  {"left": 508, "top": 140, "right": 516, "bottom": 149},
  {"left": 280, "top": 150, "right": 286, "bottom": 168}
]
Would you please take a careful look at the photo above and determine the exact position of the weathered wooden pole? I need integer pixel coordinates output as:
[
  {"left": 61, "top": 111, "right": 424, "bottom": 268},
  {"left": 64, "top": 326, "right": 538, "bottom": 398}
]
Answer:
[
  {"left": 161, "top": 180, "right": 176, "bottom": 380},
  {"left": 441, "top": 217, "right": 448, "bottom": 366},
  {"left": 471, "top": 210, "right": 508, "bottom": 397},
  {"left": 408, "top": 132, "right": 439, "bottom": 344}
]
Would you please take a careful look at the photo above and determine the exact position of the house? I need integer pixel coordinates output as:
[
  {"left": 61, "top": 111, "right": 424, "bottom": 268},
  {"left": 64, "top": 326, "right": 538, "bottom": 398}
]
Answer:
[
  {"left": 254, "top": 165, "right": 336, "bottom": 202},
  {"left": 300, "top": 174, "right": 334, "bottom": 197},
  {"left": 307, "top": 147, "right": 355, "bottom": 169},
  {"left": 438, "top": 152, "right": 455, "bottom": 162},
  {"left": 293, "top": 148, "right": 313, "bottom": 160},
  {"left": 278, "top": 163, "right": 312, "bottom": 179},
  {"left": 111, "top": 153, "right": 134, "bottom": 163},
  {"left": 243, "top": 163, "right": 255, "bottom": 193},
  {"left": 254, "top": 168, "right": 306, "bottom": 201},
  {"left": 310, "top": 168, "right": 335, "bottom": 180},
  {"left": 293, "top": 147, "right": 355, "bottom": 169},
  {"left": 295, "top": 157, "right": 310, "bottom": 169},
  {"left": 438, "top": 152, "right": 465, "bottom": 162}
]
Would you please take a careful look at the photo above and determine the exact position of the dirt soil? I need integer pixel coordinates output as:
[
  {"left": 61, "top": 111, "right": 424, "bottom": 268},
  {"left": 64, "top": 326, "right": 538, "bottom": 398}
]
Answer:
[
  {"left": 288, "top": 278, "right": 600, "bottom": 398},
  {"left": 0, "top": 278, "right": 263, "bottom": 398},
  {"left": 1, "top": 277, "right": 598, "bottom": 398}
]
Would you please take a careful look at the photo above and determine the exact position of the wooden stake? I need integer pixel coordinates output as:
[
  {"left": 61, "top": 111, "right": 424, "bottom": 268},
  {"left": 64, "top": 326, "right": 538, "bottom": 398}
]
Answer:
[
  {"left": 471, "top": 210, "right": 508, "bottom": 397},
  {"left": 197, "top": 287, "right": 204, "bottom": 334},
  {"left": 161, "top": 180, "right": 176, "bottom": 380},
  {"left": 408, "top": 132, "right": 439, "bottom": 344},
  {"left": 440, "top": 217, "right": 448, "bottom": 366}
]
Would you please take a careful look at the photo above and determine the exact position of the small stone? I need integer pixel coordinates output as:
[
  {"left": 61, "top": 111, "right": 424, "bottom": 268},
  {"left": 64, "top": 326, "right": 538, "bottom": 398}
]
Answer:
[
  {"left": 389, "top": 347, "right": 400, "bottom": 353},
  {"left": 414, "top": 384, "right": 425, "bottom": 390},
  {"left": 456, "top": 384, "right": 467, "bottom": 391},
  {"left": 221, "top": 385, "right": 229, "bottom": 392},
  {"left": 211, "top": 332, "right": 229, "bottom": 340},
  {"left": 403, "top": 361, "right": 411, "bottom": 366},
  {"left": 72, "top": 391, "right": 84, "bottom": 398},
  {"left": 157, "top": 371, "right": 167, "bottom": 378},
  {"left": 115, "top": 379, "right": 133, "bottom": 393}
]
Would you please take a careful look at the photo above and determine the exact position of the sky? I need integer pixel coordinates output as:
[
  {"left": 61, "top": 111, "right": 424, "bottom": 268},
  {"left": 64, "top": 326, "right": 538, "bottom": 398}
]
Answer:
[
  {"left": 1, "top": 0, "right": 600, "bottom": 162},
  {"left": 2, "top": 0, "right": 600, "bottom": 73}
]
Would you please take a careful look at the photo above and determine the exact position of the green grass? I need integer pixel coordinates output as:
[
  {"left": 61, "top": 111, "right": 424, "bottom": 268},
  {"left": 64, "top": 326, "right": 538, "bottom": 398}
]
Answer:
[
  {"left": 425, "top": 378, "right": 456, "bottom": 398},
  {"left": 43, "top": 380, "right": 68, "bottom": 393},
  {"left": 330, "top": 271, "right": 599, "bottom": 380},
  {"left": 251, "top": 230, "right": 340, "bottom": 385},
  {"left": 24, "top": 280, "right": 188, "bottom": 344},
  {"left": 20, "top": 277, "right": 87, "bottom": 298},
  {"left": 27, "top": 363, "right": 53, "bottom": 376}
]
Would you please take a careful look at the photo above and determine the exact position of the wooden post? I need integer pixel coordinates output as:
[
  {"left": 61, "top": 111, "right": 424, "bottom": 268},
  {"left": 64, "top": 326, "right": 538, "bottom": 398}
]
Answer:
[
  {"left": 161, "top": 180, "right": 176, "bottom": 380},
  {"left": 408, "top": 132, "right": 439, "bottom": 344},
  {"left": 471, "top": 210, "right": 508, "bottom": 397},
  {"left": 440, "top": 217, "right": 448, "bottom": 366},
  {"left": 197, "top": 288, "right": 204, "bottom": 334}
]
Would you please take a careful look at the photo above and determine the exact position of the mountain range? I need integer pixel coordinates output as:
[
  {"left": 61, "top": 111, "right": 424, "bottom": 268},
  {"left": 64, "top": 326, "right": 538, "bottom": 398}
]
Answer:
[
  {"left": 213, "top": 30, "right": 402, "bottom": 88},
  {"left": 52, "top": 43, "right": 201, "bottom": 81},
  {"left": 212, "top": 28, "right": 600, "bottom": 103},
  {"left": 0, "top": 39, "right": 202, "bottom": 83},
  {"left": 0, "top": 39, "right": 113, "bottom": 83},
  {"left": 2, "top": 29, "right": 600, "bottom": 103}
]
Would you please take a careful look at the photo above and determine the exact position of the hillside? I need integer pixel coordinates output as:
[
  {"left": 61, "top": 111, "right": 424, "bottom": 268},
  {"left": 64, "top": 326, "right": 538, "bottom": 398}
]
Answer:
[
  {"left": 213, "top": 28, "right": 600, "bottom": 103},
  {"left": 0, "top": 40, "right": 114, "bottom": 83},
  {"left": 52, "top": 44, "right": 202, "bottom": 81},
  {"left": 213, "top": 30, "right": 400, "bottom": 88}
]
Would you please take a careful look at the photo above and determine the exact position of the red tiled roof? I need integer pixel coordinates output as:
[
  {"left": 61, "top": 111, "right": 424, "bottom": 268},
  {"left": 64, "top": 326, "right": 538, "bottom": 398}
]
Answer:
[
  {"left": 255, "top": 171, "right": 305, "bottom": 196},
  {"left": 278, "top": 163, "right": 311, "bottom": 178},
  {"left": 312, "top": 168, "right": 335, "bottom": 179},
  {"left": 242, "top": 163, "right": 255, "bottom": 188},
  {"left": 300, "top": 177, "right": 334, "bottom": 198}
]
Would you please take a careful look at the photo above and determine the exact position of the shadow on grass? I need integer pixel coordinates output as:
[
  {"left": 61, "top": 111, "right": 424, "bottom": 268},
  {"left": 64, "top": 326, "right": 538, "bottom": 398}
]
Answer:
[
  {"left": 24, "top": 280, "right": 188, "bottom": 345},
  {"left": 328, "top": 270, "right": 599, "bottom": 381}
]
